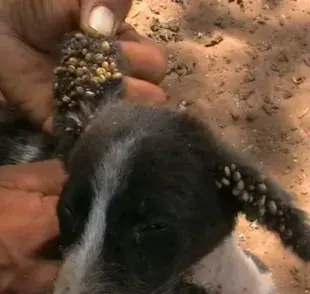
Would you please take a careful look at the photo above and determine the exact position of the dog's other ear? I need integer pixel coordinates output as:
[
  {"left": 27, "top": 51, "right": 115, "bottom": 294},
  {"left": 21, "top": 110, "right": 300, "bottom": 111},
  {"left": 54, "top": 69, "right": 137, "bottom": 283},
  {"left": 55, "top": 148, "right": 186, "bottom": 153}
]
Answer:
[{"left": 208, "top": 137, "right": 310, "bottom": 262}]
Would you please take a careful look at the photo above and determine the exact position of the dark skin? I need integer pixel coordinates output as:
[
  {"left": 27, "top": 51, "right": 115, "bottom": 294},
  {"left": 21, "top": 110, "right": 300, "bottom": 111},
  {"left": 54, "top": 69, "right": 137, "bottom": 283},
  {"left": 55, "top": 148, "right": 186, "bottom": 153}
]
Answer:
[{"left": 0, "top": 0, "right": 167, "bottom": 293}]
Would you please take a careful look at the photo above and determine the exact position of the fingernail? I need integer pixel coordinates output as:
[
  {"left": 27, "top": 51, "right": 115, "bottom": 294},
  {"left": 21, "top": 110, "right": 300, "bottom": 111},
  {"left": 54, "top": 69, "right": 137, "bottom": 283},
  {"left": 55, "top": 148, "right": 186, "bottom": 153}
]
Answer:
[{"left": 88, "top": 6, "right": 116, "bottom": 36}]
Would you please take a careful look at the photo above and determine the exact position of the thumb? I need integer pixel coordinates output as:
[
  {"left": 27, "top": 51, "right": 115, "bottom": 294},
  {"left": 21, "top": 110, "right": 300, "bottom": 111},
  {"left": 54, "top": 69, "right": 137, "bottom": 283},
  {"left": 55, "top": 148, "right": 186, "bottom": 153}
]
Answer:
[
  {"left": 0, "top": 0, "right": 80, "bottom": 52},
  {"left": 80, "top": 0, "right": 133, "bottom": 36}
]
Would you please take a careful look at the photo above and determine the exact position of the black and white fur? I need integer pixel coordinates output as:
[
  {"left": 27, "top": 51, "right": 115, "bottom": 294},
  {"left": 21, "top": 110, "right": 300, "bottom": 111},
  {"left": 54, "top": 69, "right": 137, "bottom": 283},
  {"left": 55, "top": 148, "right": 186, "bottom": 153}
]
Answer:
[
  {"left": 0, "top": 32, "right": 309, "bottom": 294},
  {"left": 0, "top": 102, "right": 276, "bottom": 294}
]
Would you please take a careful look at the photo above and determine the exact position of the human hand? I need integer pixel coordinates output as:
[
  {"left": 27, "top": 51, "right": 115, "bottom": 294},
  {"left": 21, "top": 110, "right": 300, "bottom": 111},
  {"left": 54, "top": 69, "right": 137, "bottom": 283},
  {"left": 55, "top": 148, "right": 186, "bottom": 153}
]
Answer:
[
  {"left": 0, "top": 0, "right": 167, "bottom": 134},
  {"left": 0, "top": 160, "right": 66, "bottom": 294}
]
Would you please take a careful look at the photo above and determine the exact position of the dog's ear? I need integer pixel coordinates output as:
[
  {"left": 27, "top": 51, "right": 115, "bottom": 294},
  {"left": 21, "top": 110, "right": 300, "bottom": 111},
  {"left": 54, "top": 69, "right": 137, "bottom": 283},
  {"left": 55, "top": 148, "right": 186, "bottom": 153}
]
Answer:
[
  {"left": 52, "top": 32, "right": 127, "bottom": 163},
  {"left": 209, "top": 139, "right": 310, "bottom": 262}
]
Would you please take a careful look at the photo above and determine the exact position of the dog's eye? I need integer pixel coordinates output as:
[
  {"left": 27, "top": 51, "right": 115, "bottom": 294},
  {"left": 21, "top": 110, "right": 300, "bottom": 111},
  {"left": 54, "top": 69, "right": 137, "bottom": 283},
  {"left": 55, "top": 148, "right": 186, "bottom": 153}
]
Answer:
[
  {"left": 140, "top": 223, "right": 168, "bottom": 232},
  {"left": 58, "top": 202, "right": 84, "bottom": 248},
  {"left": 63, "top": 204, "right": 75, "bottom": 221},
  {"left": 133, "top": 222, "right": 170, "bottom": 245},
  {"left": 59, "top": 203, "right": 78, "bottom": 234},
  {"left": 59, "top": 203, "right": 77, "bottom": 231}
]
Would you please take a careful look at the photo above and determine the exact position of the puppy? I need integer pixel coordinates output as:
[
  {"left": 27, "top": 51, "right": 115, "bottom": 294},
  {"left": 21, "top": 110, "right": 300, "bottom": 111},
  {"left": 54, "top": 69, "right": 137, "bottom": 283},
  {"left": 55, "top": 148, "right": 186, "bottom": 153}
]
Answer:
[{"left": 0, "top": 32, "right": 309, "bottom": 294}]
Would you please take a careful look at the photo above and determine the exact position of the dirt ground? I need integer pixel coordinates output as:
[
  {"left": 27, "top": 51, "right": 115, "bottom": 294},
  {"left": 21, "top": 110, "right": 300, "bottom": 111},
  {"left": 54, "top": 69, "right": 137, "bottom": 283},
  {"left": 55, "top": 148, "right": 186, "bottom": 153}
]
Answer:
[{"left": 127, "top": 0, "right": 310, "bottom": 293}]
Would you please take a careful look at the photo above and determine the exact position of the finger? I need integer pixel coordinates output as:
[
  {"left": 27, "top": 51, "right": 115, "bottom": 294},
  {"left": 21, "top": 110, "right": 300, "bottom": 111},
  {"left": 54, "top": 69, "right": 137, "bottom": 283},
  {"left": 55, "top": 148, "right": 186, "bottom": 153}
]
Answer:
[
  {"left": 0, "top": 32, "right": 55, "bottom": 130},
  {"left": 80, "top": 0, "right": 132, "bottom": 35},
  {"left": 0, "top": 193, "right": 60, "bottom": 255},
  {"left": 120, "top": 41, "right": 167, "bottom": 85},
  {"left": 124, "top": 77, "right": 167, "bottom": 105},
  {"left": 117, "top": 22, "right": 159, "bottom": 45},
  {"left": 42, "top": 115, "right": 54, "bottom": 134},
  {"left": 116, "top": 23, "right": 167, "bottom": 84},
  {"left": 117, "top": 23, "right": 168, "bottom": 66},
  {"left": 0, "top": 0, "right": 80, "bottom": 129},
  {"left": 0, "top": 160, "right": 66, "bottom": 195},
  {"left": 2, "top": 0, "right": 80, "bottom": 52},
  {"left": 5, "top": 260, "right": 60, "bottom": 294}
]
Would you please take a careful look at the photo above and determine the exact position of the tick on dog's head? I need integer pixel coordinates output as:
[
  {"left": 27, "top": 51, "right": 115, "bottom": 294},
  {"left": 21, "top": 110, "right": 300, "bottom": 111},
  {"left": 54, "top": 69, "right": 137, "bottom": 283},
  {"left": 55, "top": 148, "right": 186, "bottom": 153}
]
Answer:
[{"left": 54, "top": 104, "right": 235, "bottom": 294}]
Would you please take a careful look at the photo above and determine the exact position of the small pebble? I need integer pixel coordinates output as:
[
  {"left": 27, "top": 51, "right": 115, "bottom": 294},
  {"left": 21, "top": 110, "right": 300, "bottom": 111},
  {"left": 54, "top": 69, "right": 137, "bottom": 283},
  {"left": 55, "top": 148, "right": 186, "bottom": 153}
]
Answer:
[{"left": 250, "top": 221, "right": 259, "bottom": 229}]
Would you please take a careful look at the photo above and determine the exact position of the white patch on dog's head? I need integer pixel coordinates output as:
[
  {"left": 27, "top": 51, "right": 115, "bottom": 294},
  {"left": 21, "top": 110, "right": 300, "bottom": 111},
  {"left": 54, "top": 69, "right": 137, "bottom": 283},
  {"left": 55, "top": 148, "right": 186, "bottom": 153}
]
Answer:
[
  {"left": 53, "top": 137, "right": 136, "bottom": 294},
  {"left": 185, "top": 234, "right": 276, "bottom": 294}
]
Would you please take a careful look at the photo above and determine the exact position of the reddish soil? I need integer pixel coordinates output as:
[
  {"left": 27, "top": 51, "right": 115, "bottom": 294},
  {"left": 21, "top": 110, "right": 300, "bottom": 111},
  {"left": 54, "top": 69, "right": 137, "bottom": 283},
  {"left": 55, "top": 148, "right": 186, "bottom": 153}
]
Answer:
[{"left": 128, "top": 0, "right": 310, "bottom": 293}]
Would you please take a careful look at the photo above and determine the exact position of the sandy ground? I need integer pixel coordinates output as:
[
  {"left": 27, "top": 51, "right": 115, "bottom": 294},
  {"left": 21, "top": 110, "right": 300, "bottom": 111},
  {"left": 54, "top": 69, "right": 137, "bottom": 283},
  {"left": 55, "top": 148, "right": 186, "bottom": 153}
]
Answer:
[{"left": 126, "top": 0, "right": 310, "bottom": 293}]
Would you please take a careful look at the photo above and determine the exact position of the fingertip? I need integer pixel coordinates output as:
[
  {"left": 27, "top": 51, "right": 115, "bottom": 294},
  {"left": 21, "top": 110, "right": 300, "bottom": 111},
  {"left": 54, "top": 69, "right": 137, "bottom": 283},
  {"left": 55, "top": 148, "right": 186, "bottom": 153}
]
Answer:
[
  {"left": 120, "top": 41, "right": 168, "bottom": 85},
  {"left": 42, "top": 116, "right": 53, "bottom": 134},
  {"left": 80, "top": 0, "right": 132, "bottom": 36},
  {"left": 83, "top": 5, "right": 117, "bottom": 36},
  {"left": 124, "top": 77, "right": 167, "bottom": 106}
]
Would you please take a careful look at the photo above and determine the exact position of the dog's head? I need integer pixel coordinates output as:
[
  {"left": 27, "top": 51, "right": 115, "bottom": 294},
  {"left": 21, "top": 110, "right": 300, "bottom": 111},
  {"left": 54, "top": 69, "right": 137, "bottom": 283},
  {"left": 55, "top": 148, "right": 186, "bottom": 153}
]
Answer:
[
  {"left": 52, "top": 31, "right": 310, "bottom": 294},
  {"left": 54, "top": 105, "right": 235, "bottom": 294}
]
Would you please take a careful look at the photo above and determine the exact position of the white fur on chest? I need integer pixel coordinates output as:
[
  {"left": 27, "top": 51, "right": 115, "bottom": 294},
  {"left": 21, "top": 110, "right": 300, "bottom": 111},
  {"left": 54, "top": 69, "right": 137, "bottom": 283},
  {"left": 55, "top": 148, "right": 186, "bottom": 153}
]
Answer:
[{"left": 185, "top": 235, "right": 276, "bottom": 294}]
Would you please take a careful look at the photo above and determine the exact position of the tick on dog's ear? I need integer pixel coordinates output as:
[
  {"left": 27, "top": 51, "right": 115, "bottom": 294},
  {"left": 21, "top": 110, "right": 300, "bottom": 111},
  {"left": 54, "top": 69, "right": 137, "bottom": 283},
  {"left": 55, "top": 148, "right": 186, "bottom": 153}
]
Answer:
[
  {"left": 52, "top": 32, "right": 128, "bottom": 161},
  {"left": 210, "top": 143, "right": 310, "bottom": 261}
]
